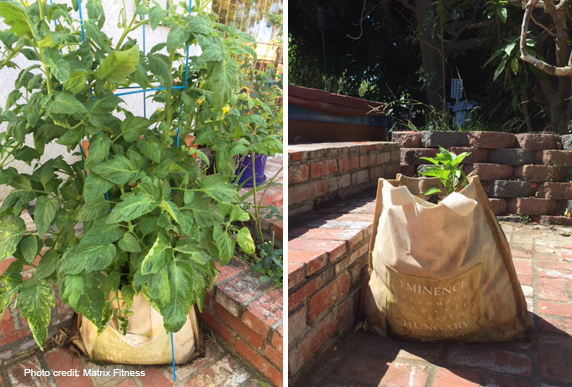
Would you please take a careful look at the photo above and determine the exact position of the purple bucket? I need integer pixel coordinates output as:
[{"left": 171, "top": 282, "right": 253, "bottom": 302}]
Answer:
[{"left": 235, "top": 153, "right": 267, "bottom": 187}]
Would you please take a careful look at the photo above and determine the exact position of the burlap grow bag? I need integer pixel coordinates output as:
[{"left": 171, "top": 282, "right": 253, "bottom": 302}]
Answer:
[
  {"left": 72, "top": 292, "right": 202, "bottom": 364},
  {"left": 362, "top": 174, "right": 532, "bottom": 342}
]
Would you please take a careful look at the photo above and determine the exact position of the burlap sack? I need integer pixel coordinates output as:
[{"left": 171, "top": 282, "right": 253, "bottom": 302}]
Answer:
[
  {"left": 362, "top": 174, "right": 532, "bottom": 342},
  {"left": 72, "top": 292, "right": 203, "bottom": 364}
]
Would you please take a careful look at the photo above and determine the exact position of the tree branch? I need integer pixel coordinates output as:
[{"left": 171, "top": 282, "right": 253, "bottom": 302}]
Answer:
[
  {"left": 530, "top": 13, "right": 555, "bottom": 36},
  {"left": 520, "top": 0, "right": 572, "bottom": 76}
]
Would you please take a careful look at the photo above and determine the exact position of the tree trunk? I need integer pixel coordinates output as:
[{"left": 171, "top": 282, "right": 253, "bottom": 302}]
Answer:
[{"left": 413, "top": 0, "right": 444, "bottom": 109}]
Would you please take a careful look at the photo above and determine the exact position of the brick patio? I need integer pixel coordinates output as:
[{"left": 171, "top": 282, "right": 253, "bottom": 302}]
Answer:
[{"left": 293, "top": 221, "right": 572, "bottom": 387}]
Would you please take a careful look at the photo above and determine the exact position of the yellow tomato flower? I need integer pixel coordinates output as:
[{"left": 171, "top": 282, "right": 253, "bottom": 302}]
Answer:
[
  {"left": 222, "top": 104, "right": 230, "bottom": 114},
  {"left": 24, "top": 1, "right": 29, "bottom": 6},
  {"left": 197, "top": 97, "right": 205, "bottom": 104},
  {"left": 156, "top": 107, "right": 163, "bottom": 112}
]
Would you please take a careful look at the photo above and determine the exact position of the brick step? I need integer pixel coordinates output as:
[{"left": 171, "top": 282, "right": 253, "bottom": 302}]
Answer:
[{"left": 288, "top": 192, "right": 376, "bottom": 382}]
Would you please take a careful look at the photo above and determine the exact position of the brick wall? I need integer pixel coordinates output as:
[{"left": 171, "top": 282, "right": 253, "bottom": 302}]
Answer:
[
  {"left": 395, "top": 131, "right": 572, "bottom": 224},
  {"left": 288, "top": 142, "right": 400, "bottom": 217}
]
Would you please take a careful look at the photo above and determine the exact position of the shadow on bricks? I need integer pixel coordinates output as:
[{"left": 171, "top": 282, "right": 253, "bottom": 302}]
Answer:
[{"left": 294, "top": 315, "right": 572, "bottom": 387}]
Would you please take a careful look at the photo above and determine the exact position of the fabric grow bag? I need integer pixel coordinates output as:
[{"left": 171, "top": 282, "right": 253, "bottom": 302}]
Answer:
[
  {"left": 72, "top": 292, "right": 202, "bottom": 364},
  {"left": 362, "top": 174, "right": 532, "bottom": 342}
]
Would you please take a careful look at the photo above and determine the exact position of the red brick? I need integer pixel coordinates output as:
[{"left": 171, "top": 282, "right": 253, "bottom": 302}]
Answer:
[
  {"left": 390, "top": 150, "right": 400, "bottom": 161},
  {"left": 514, "top": 164, "right": 564, "bottom": 182},
  {"left": 449, "top": 147, "right": 488, "bottom": 163},
  {"left": 242, "top": 289, "right": 282, "bottom": 338},
  {"left": 516, "top": 133, "right": 558, "bottom": 150},
  {"left": 377, "top": 152, "right": 391, "bottom": 165},
  {"left": 401, "top": 148, "right": 438, "bottom": 165},
  {"left": 538, "top": 182, "right": 572, "bottom": 199},
  {"left": 326, "top": 173, "right": 351, "bottom": 193},
  {"left": 271, "top": 328, "right": 283, "bottom": 351},
  {"left": 338, "top": 156, "right": 359, "bottom": 173},
  {"left": 288, "top": 164, "right": 309, "bottom": 184},
  {"left": 264, "top": 344, "right": 283, "bottom": 369},
  {"left": 288, "top": 305, "right": 307, "bottom": 346},
  {"left": 288, "top": 271, "right": 331, "bottom": 312},
  {"left": 513, "top": 259, "right": 532, "bottom": 276},
  {"left": 445, "top": 345, "right": 532, "bottom": 376},
  {"left": 334, "top": 242, "right": 369, "bottom": 276},
  {"left": 197, "top": 308, "right": 233, "bottom": 343},
  {"left": 289, "top": 312, "right": 337, "bottom": 376},
  {"left": 288, "top": 250, "right": 328, "bottom": 276},
  {"left": 537, "top": 260, "right": 572, "bottom": 272},
  {"left": 45, "top": 348, "right": 93, "bottom": 387},
  {"left": 538, "top": 267, "right": 572, "bottom": 280},
  {"left": 507, "top": 198, "right": 556, "bottom": 215},
  {"left": 385, "top": 163, "right": 400, "bottom": 177},
  {"left": 0, "top": 309, "right": 14, "bottom": 336},
  {"left": 538, "top": 150, "right": 572, "bottom": 167},
  {"left": 467, "top": 131, "right": 516, "bottom": 148},
  {"left": 391, "top": 131, "right": 422, "bottom": 147},
  {"left": 351, "top": 169, "right": 370, "bottom": 185},
  {"left": 512, "top": 249, "right": 532, "bottom": 259},
  {"left": 307, "top": 273, "right": 350, "bottom": 323},
  {"left": 7, "top": 357, "right": 50, "bottom": 387},
  {"left": 488, "top": 198, "right": 507, "bottom": 215},
  {"left": 288, "top": 238, "right": 346, "bottom": 261},
  {"left": 289, "top": 150, "right": 305, "bottom": 162},
  {"left": 538, "top": 277, "right": 569, "bottom": 302},
  {"left": 234, "top": 338, "right": 283, "bottom": 387},
  {"left": 539, "top": 334, "right": 572, "bottom": 383},
  {"left": 518, "top": 274, "right": 532, "bottom": 286},
  {"left": 288, "top": 263, "right": 305, "bottom": 290},
  {"left": 295, "top": 228, "right": 364, "bottom": 250},
  {"left": 369, "top": 166, "right": 386, "bottom": 180},
  {"left": 215, "top": 258, "right": 249, "bottom": 284},
  {"left": 359, "top": 154, "right": 377, "bottom": 168},
  {"left": 349, "top": 255, "right": 369, "bottom": 287},
  {"left": 136, "top": 368, "right": 176, "bottom": 387},
  {"left": 337, "top": 289, "right": 357, "bottom": 328},
  {"left": 213, "top": 302, "right": 265, "bottom": 348},
  {"left": 310, "top": 160, "right": 338, "bottom": 179},
  {"left": 433, "top": 368, "right": 481, "bottom": 387},
  {"left": 471, "top": 163, "right": 513, "bottom": 180},
  {"left": 539, "top": 301, "right": 572, "bottom": 318},
  {"left": 379, "top": 362, "right": 430, "bottom": 387},
  {"left": 294, "top": 182, "right": 313, "bottom": 202}
]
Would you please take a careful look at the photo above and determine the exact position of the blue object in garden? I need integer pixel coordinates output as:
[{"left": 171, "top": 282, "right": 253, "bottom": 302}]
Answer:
[
  {"left": 448, "top": 78, "right": 477, "bottom": 128},
  {"left": 236, "top": 154, "right": 268, "bottom": 187}
]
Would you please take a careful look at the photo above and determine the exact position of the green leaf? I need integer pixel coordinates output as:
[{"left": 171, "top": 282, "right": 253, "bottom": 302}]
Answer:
[
  {"left": 34, "top": 250, "right": 60, "bottom": 280},
  {"left": 0, "top": 261, "right": 23, "bottom": 313},
  {"left": 108, "top": 194, "right": 158, "bottom": 223},
  {"left": 493, "top": 61, "right": 506, "bottom": 82},
  {"left": 137, "top": 140, "right": 161, "bottom": 163},
  {"left": 14, "top": 146, "right": 40, "bottom": 163},
  {"left": 214, "top": 225, "right": 234, "bottom": 265},
  {"left": 424, "top": 187, "right": 442, "bottom": 196},
  {"left": 166, "top": 26, "right": 186, "bottom": 53},
  {"left": 91, "top": 156, "right": 141, "bottom": 184},
  {"left": 118, "top": 232, "right": 141, "bottom": 253},
  {"left": 60, "top": 244, "right": 116, "bottom": 274},
  {"left": 76, "top": 197, "right": 110, "bottom": 221},
  {"left": 75, "top": 285, "right": 107, "bottom": 330},
  {"left": 230, "top": 205, "right": 250, "bottom": 222},
  {"left": 148, "top": 265, "right": 170, "bottom": 310},
  {"left": 210, "top": 57, "right": 239, "bottom": 110},
  {"left": 162, "top": 260, "right": 193, "bottom": 332},
  {"left": 0, "top": 2, "right": 35, "bottom": 38},
  {"left": 19, "top": 235, "right": 39, "bottom": 264},
  {"left": 63, "top": 71, "right": 86, "bottom": 94},
  {"left": 85, "top": 133, "right": 111, "bottom": 170},
  {"left": 33, "top": 196, "right": 59, "bottom": 237},
  {"left": 87, "top": 95, "right": 123, "bottom": 127},
  {"left": 51, "top": 59, "right": 71, "bottom": 83},
  {"left": 16, "top": 280, "right": 55, "bottom": 350},
  {"left": 83, "top": 171, "right": 114, "bottom": 202},
  {"left": 56, "top": 128, "right": 84, "bottom": 146},
  {"left": 236, "top": 227, "right": 255, "bottom": 255},
  {"left": 48, "top": 92, "right": 87, "bottom": 115},
  {"left": 95, "top": 45, "right": 139, "bottom": 84},
  {"left": 61, "top": 274, "right": 84, "bottom": 309},
  {"left": 198, "top": 175, "right": 239, "bottom": 203},
  {"left": 81, "top": 217, "right": 123, "bottom": 245},
  {"left": 149, "top": 5, "right": 167, "bottom": 30},
  {"left": 160, "top": 200, "right": 182, "bottom": 225},
  {"left": 511, "top": 56, "right": 519, "bottom": 75},
  {"left": 141, "top": 234, "right": 172, "bottom": 275},
  {"left": 121, "top": 115, "right": 152, "bottom": 142},
  {"left": 497, "top": 7, "right": 508, "bottom": 23}
]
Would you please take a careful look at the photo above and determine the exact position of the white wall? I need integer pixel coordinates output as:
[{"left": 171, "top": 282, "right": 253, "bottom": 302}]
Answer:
[{"left": 0, "top": 0, "right": 202, "bottom": 200}]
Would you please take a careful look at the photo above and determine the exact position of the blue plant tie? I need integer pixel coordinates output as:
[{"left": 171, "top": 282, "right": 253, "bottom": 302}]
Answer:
[
  {"left": 77, "top": 0, "right": 85, "bottom": 42},
  {"left": 170, "top": 331, "right": 176, "bottom": 381}
]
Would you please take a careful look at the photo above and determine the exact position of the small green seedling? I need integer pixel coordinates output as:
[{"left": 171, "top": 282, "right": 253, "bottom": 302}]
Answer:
[{"left": 419, "top": 146, "right": 471, "bottom": 196}]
